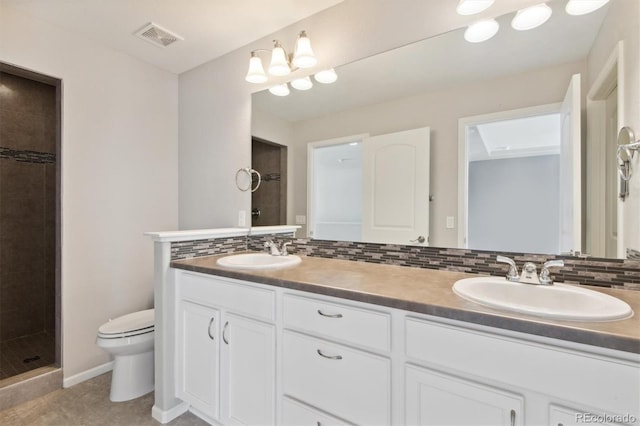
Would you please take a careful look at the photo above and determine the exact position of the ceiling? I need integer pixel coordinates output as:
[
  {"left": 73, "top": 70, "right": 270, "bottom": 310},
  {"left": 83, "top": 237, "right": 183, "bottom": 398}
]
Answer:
[{"left": 0, "top": 0, "right": 344, "bottom": 74}]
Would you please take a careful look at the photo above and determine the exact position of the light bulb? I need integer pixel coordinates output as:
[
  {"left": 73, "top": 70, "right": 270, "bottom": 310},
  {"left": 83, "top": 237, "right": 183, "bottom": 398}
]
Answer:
[
  {"left": 511, "top": 3, "right": 552, "bottom": 31},
  {"left": 268, "top": 41, "right": 291, "bottom": 76},
  {"left": 245, "top": 53, "right": 267, "bottom": 83},
  {"left": 268, "top": 83, "right": 290, "bottom": 96},
  {"left": 291, "top": 76, "right": 313, "bottom": 91},
  {"left": 464, "top": 19, "right": 499, "bottom": 43},
  {"left": 292, "top": 31, "right": 317, "bottom": 68},
  {"left": 565, "top": 0, "right": 609, "bottom": 15},
  {"left": 456, "top": 0, "right": 495, "bottom": 15},
  {"left": 314, "top": 68, "right": 338, "bottom": 84}
]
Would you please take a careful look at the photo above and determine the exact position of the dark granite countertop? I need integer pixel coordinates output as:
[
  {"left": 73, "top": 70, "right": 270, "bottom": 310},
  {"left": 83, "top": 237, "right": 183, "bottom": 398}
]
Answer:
[{"left": 171, "top": 253, "right": 640, "bottom": 354}]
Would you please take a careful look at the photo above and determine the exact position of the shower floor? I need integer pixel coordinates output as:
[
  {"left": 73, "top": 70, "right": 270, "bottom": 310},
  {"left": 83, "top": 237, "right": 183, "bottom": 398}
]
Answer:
[{"left": 0, "top": 331, "right": 56, "bottom": 381}]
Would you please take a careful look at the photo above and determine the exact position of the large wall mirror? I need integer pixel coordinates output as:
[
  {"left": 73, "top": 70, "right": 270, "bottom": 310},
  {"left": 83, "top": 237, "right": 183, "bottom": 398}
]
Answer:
[{"left": 252, "top": 0, "right": 637, "bottom": 259}]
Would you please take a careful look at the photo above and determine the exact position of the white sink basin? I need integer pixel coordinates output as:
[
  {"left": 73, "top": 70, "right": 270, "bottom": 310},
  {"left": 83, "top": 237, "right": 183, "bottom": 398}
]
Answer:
[
  {"left": 453, "top": 277, "right": 633, "bottom": 322},
  {"left": 216, "top": 253, "right": 301, "bottom": 270}
]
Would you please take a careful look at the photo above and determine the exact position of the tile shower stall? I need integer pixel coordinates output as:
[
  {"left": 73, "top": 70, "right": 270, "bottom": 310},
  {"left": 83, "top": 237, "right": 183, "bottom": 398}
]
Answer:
[{"left": 0, "top": 68, "right": 59, "bottom": 382}]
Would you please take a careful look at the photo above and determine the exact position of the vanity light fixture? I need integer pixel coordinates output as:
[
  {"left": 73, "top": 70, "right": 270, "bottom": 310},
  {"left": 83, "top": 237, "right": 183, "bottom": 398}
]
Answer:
[
  {"left": 268, "top": 83, "right": 290, "bottom": 97},
  {"left": 456, "top": 0, "right": 495, "bottom": 15},
  {"left": 565, "top": 0, "right": 609, "bottom": 15},
  {"left": 291, "top": 76, "right": 314, "bottom": 91},
  {"left": 464, "top": 19, "right": 500, "bottom": 43},
  {"left": 314, "top": 68, "right": 338, "bottom": 84},
  {"left": 511, "top": 3, "right": 552, "bottom": 31},
  {"left": 245, "top": 30, "right": 317, "bottom": 83}
]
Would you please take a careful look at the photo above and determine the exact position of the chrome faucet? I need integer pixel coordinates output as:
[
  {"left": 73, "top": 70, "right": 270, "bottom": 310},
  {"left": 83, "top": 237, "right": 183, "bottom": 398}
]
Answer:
[
  {"left": 263, "top": 239, "right": 291, "bottom": 256},
  {"left": 496, "top": 256, "right": 564, "bottom": 285}
]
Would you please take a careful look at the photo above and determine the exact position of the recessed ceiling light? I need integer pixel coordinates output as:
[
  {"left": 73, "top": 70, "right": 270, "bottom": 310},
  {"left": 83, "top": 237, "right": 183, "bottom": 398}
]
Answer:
[
  {"left": 456, "top": 0, "right": 495, "bottom": 15},
  {"left": 511, "top": 3, "right": 552, "bottom": 31},
  {"left": 464, "top": 19, "right": 500, "bottom": 43},
  {"left": 565, "top": 0, "right": 609, "bottom": 15}
]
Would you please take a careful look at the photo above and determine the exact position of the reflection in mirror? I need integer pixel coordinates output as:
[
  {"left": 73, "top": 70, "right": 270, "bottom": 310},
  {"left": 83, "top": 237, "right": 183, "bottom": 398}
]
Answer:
[{"left": 251, "top": 0, "right": 637, "bottom": 258}]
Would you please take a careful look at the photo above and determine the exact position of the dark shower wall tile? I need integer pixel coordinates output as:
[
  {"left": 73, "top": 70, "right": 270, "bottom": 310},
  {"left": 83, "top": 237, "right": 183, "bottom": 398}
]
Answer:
[
  {"left": 44, "top": 164, "right": 56, "bottom": 333},
  {"left": 0, "top": 159, "right": 46, "bottom": 340},
  {"left": 0, "top": 72, "right": 56, "bottom": 154}
]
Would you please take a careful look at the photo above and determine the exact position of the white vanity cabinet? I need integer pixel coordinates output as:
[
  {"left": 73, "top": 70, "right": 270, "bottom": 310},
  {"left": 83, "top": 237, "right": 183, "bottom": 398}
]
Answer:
[
  {"left": 168, "top": 269, "right": 638, "bottom": 426},
  {"left": 177, "top": 271, "right": 276, "bottom": 425},
  {"left": 281, "top": 294, "right": 392, "bottom": 425},
  {"left": 405, "top": 316, "right": 639, "bottom": 426},
  {"left": 405, "top": 365, "right": 523, "bottom": 426}
]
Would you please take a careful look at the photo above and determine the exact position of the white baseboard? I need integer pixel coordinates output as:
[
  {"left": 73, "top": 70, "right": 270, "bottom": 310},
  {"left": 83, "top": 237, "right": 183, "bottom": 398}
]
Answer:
[
  {"left": 62, "top": 361, "right": 114, "bottom": 388},
  {"left": 152, "top": 401, "right": 190, "bottom": 424}
]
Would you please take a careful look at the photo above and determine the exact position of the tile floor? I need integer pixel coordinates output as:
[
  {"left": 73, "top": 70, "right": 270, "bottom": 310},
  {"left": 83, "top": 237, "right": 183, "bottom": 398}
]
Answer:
[
  {"left": 0, "top": 372, "right": 208, "bottom": 425},
  {"left": 0, "top": 332, "right": 56, "bottom": 380}
]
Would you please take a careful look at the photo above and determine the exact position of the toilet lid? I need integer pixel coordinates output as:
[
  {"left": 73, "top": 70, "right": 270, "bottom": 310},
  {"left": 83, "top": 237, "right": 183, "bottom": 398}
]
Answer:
[{"left": 99, "top": 308, "right": 154, "bottom": 335}]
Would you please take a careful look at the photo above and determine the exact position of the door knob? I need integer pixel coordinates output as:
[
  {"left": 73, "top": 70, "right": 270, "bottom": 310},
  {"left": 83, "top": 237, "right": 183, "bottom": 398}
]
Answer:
[{"left": 410, "top": 236, "right": 426, "bottom": 243}]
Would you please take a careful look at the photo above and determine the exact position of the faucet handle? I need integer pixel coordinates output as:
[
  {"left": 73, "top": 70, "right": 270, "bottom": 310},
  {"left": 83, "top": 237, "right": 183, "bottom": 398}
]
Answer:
[
  {"left": 539, "top": 259, "right": 564, "bottom": 285},
  {"left": 496, "top": 256, "right": 519, "bottom": 281},
  {"left": 281, "top": 242, "right": 292, "bottom": 256}
]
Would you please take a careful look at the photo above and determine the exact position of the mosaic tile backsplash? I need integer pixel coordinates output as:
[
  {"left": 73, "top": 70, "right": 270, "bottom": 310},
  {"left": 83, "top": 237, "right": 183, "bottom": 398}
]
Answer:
[{"left": 171, "top": 234, "right": 640, "bottom": 291}]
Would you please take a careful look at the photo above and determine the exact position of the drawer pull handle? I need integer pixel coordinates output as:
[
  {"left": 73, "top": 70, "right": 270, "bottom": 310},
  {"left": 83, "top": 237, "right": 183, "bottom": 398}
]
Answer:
[
  {"left": 510, "top": 409, "right": 516, "bottom": 426},
  {"left": 317, "top": 309, "right": 343, "bottom": 318},
  {"left": 223, "top": 321, "right": 229, "bottom": 345},
  {"left": 317, "top": 349, "right": 342, "bottom": 360},
  {"left": 207, "top": 317, "right": 215, "bottom": 340}
]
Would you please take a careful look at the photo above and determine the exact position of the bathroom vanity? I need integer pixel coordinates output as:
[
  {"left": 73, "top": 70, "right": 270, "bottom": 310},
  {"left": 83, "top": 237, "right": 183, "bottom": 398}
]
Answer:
[{"left": 146, "top": 229, "right": 640, "bottom": 426}]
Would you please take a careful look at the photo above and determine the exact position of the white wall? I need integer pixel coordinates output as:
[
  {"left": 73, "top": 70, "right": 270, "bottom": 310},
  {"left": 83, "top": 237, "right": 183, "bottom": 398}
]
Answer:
[
  {"left": 587, "top": 0, "right": 640, "bottom": 253},
  {"left": 286, "top": 61, "right": 586, "bottom": 247},
  {"left": 0, "top": 4, "right": 178, "bottom": 379},
  {"left": 178, "top": 0, "right": 545, "bottom": 230}
]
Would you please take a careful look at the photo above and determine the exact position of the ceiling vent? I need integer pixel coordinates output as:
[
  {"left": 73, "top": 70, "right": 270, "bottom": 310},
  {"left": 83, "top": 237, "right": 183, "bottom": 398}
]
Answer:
[{"left": 134, "top": 22, "right": 183, "bottom": 48}]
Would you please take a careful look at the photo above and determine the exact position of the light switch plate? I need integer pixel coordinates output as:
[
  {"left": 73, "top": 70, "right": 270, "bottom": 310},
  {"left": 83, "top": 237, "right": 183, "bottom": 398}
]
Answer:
[
  {"left": 446, "top": 216, "right": 455, "bottom": 229},
  {"left": 295, "top": 215, "right": 306, "bottom": 225}
]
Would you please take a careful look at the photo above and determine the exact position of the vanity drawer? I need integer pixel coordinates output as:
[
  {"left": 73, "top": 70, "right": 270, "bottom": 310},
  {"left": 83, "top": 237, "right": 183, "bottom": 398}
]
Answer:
[
  {"left": 179, "top": 271, "right": 275, "bottom": 322},
  {"left": 282, "top": 293, "right": 391, "bottom": 352},
  {"left": 282, "top": 397, "right": 354, "bottom": 426},
  {"left": 282, "top": 330, "right": 391, "bottom": 426}
]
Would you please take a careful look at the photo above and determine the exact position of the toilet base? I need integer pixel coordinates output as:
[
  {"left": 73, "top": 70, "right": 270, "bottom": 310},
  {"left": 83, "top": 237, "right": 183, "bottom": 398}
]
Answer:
[{"left": 110, "top": 350, "right": 154, "bottom": 402}]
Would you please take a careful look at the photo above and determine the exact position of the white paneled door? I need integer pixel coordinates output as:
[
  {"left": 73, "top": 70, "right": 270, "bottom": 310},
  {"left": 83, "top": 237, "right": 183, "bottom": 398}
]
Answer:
[
  {"left": 362, "top": 127, "right": 431, "bottom": 245},
  {"left": 559, "top": 74, "right": 582, "bottom": 255}
]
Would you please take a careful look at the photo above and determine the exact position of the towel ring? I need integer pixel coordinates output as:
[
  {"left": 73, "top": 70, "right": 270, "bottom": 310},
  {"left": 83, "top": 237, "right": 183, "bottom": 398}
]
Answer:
[{"left": 235, "top": 167, "right": 262, "bottom": 192}]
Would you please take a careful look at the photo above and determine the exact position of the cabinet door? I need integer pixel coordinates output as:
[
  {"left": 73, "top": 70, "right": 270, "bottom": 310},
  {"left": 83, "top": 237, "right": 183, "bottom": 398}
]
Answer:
[
  {"left": 177, "top": 300, "right": 220, "bottom": 419},
  {"left": 222, "top": 312, "right": 276, "bottom": 426},
  {"left": 406, "top": 365, "right": 523, "bottom": 426}
]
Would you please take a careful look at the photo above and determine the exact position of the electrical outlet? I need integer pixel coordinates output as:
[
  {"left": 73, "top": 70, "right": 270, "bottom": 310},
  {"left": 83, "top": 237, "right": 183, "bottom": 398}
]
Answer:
[
  {"left": 295, "top": 215, "right": 306, "bottom": 225},
  {"left": 238, "top": 210, "right": 246, "bottom": 227},
  {"left": 446, "top": 216, "right": 455, "bottom": 229}
]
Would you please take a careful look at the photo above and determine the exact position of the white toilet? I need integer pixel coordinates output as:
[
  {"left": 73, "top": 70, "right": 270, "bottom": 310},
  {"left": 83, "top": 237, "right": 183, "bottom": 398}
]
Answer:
[{"left": 96, "top": 308, "right": 155, "bottom": 402}]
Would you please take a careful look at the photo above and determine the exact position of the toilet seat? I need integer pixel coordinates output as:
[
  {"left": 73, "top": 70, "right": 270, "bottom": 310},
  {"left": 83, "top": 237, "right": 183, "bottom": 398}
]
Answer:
[{"left": 98, "top": 308, "right": 154, "bottom": 339}]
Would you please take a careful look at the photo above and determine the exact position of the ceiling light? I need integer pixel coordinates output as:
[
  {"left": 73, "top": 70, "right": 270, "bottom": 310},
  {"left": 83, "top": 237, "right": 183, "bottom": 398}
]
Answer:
[
  {"left": 456, "top": 0, "right": 495, "bottom": 15},
  {"left": 268, "top": 84, "right": 290, "bottom": 97},
  {"left": 511, "top": 3, "right": 552, "bottom": 31},
  {"left": 565, "top": 0, "right": 609, "bottom": 15},
  {"left": 314, "top": 68, "right": 338, "bottom": 84},
  {"left": 245, "top": 52, "right": 268, "bottom": 83},
  {"left": 291, "top": 76, "right": 313, "bottom": 91},
  {"left": 292, "top": 31, "right": 317, "bottom": 68},
  {"left": 464, "top": 19, "right": 499, "bottom": 43},
  {"left": 268, "top": 41, "right": 291, "bottom": 76}
]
